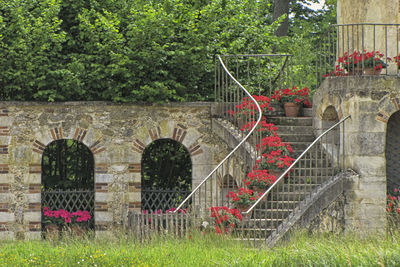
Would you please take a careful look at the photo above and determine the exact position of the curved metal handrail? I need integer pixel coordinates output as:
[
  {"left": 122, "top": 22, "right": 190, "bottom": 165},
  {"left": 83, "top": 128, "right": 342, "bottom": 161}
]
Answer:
[
  {"left": 243, "top": 115, "right": 351, "bottom": 215},
  {"left": 174, "top": 55, "right": 263, "bottom": 212}
]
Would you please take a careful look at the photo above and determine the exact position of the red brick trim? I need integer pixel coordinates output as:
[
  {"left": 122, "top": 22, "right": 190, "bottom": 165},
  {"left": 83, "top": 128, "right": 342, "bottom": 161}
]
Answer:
[
  {"left": 0, "top": 126, "right": 9, "bottom": 136},
  {"left": 149, "top": 127, "right": 161, "bottom": 141},
  {"left": 133, "top": 138, "right": 145, "bottom": 154},
  {"left": 0, "top": 145, "right": 7, "bottom": 154},
  {"left": 0, "top": 109, "right": 8, "bottom": 117},
  {"left": 90, "top": 139, "right": 105, "bottom": 154},
  {"left": 95, "top": 202, "right": 109, "bottom": 211},
  {"left": 28, "top": 203, "right": 41, "bottom": 212},
  {"left": 128, "top": 201, "right": 141, "bottom": 210},
  {"left": 0, "top": 165, "right": 9, "bottom": 174},
  {"left": 33, "top": 140, "right": 45, "bottom": 154},
  {"left": 95, "top": 163, "right": 108, "bottom": 174},
  {"left": 29, "top": 164, "right": 41, "bottom": 174},
  {"left": 50, "top": 127, "right": 63, "bottom": 140},
  {"left": 128, "top": 182, "right": 141, "bottom": 192},
  {"left": 29, "top": 184, "right": 41, "bottom": 193},
  {"left": 29, "top": 222, "right": 41, "bottom": 232},
  {"left": 128, "top": 163, "right": 141, "bottom": 173},
  {"left": 172, "top": 126, "right": 187, "bottom": 143},
  {"left": 73, "top": 128, "right": 87, "bottom": 142},
  {"left": 0, "top": 183, "right": 9, "bottom": 193},
  {"left": 95, "top": 183, "right": 108, "bottom": 193},
  {"left": 0, "top": 203, "right": 8, "bottom": 212},
  {"left": 189, "top": 142, "right": 203, "bottom": 156}
]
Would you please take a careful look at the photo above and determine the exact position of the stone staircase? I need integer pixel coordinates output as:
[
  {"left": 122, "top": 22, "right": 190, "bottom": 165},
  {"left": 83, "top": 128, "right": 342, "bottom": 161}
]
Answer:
[{"left": 236, "top": 108, "right": 341, "bottom": 244}]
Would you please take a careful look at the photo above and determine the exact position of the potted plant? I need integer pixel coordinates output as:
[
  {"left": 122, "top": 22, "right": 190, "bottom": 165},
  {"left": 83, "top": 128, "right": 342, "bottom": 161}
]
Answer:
[
  {"left": 228, "top": 95, "right": 274, "bottom": 129},
  {"left": 256, "top": 135, "right": 293, "bottom": 156},
  {"left": 339, "top": 50, "right": 389, "bottom": 75},
  {"left": 226, "top": 188, "right": 260, "bottom": 212},
  {"left": 272, "top": 87, "right": 310, "bottom": 117},
  {"left": 256, "top": 150, "right": 294, "bottom": 178},
  {"left": 244, "top": 169, "right": 276, "bottom": 193},
  {"left": 209, "top": 206, "right": 242, "bottom": 234}
]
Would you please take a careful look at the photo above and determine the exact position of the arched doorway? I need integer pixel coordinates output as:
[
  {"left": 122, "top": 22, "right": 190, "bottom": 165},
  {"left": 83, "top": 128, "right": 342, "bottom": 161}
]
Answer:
[
  {"left": 141, "top": 139, "right": 192, "bottom": 212},
  {"left": 386, "top": 111, "right": 400, "bottom": 193},
  {"left": 41, "top": 139, "right": 95, "bottom": 232}
]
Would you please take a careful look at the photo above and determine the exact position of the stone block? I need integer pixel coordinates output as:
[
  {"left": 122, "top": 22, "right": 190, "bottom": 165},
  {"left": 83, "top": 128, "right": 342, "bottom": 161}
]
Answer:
[
  {"left": 125, "top": 173, "right": 140, "bottom": 183},
  {"left": 0, "top": 174, "right": 13, "bottom": 183},
  {"left": 24, "top": 212, "right": 41, "bottom": 222},
  {"left": 347, "top": 132, "right": 385, "bottom": 155},
  {"left": 128, "top": 192, "right": 140, "bottom": 202},
  {"left": 24, "top": 193, "right": 41, "bottom": 203},
  {"left": 95, "top": 192, "right": 112, "bottom": 202},
  {"left": 9, "top": 145, "right": 32, "bottom": 164},
  {"left": 0, "top": 136, "right": 11, "bottom": 145},
  {"left": 349, "top": 156, "right": 385, "bottom": 176},
  {"left": 358, "top": 113, "right": 386, "bottom": 132},
  {"left": 0, "top": 193, "right": 12, "bottom": 203},
  {"left": 23, "top": 173, "right": 41, "bottom": 184},
  {"left": 96, "top": 174, "right": 114, "bottom": 183},
  {"left": 0, "top": 212, "right": 15, "bottom": 222},
  {"left": 95, "top": 212, "right": 113, "bottom": 223}
]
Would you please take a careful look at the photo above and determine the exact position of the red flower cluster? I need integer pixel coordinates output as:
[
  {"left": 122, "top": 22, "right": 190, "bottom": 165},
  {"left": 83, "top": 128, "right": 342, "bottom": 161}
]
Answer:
[
  {"left": 43, "top": 207, "right": 92, "bottom": 225},
  {"left": 387, "top": 187, "right": 400, "bottom": 215},
  {"left": 210, "top": 206, "right": 242, "bottom": 234},
  {"left": 256, "top": 150, "right": 294, "bottom": 175},
  {"left": 244, "top": 169, "right": 276, "bottom": 189},
  {"left": 256, "top": 135, "right": 292, "bottom": 155},
  {"left": 226, "top": 188, "right": 261, "bottom": 207},
  {"left": 272, "top": 87, "right": 311, "bottom": 106},
  {"left": 339, "top": 50, "right": 389, "bottom": 70}
]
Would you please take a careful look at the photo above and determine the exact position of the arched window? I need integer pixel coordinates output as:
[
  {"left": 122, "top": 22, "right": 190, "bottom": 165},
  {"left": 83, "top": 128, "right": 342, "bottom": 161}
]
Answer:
[
  {"left": 141, "top": 139, "right": 192, "bottom": 212},
  {"left": 41, "top": 139, "right": 95, "bottom": 232},
  {"left": 386, "top": 111, "right": 400, "bottom": 193}
]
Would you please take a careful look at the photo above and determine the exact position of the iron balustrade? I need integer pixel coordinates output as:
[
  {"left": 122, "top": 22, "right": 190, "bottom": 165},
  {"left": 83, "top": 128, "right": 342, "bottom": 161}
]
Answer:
[
  {"left": 141, "top": 188, "right": 191, "bottom": 212},
  {"left": 174, "top": 54, "right": 292, "bottom": 221},
  {"left": 238, "top": 115, "right": 350, "bottom": 244},
  {"left": 316, "top": 23, "right": 400, "bottom": 87}
]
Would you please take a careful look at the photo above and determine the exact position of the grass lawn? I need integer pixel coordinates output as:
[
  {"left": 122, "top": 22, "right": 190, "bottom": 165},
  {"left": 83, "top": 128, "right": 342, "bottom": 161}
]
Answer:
[{"left": 0, "top": 230, "right": 399, "bottom": 266}]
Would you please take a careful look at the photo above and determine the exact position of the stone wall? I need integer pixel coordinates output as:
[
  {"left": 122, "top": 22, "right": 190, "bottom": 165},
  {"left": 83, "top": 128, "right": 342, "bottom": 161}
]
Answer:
[
  {"left": 0, "top": 102, "right": 218, "bottom": 240},
  {"left": 312, "top": 76, "right": 400, "bottom": 233}
]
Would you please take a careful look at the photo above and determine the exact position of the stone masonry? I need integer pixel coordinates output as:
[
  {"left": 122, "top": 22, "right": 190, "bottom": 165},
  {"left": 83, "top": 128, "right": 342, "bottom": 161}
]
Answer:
[
  {"left": 313, "top": 76, "right": 400, "bottom": 233},
  {"left": 0, "top": 102, "right": 218, "bottom": 240}
]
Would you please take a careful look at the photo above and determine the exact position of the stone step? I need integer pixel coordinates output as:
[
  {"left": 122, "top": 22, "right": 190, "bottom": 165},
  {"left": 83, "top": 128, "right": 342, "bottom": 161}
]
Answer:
[
  {"left": 279, "top": 133, "right": 315, "bottom": 143},
  {"left": 276, "top": 125, "right": 314, "bottom": 135},
  {"left": 268, "top": 117, "right": 313, "bottom": 126},
  {"left": 302, "top": 108, "right": 313, "bottom": 117}
]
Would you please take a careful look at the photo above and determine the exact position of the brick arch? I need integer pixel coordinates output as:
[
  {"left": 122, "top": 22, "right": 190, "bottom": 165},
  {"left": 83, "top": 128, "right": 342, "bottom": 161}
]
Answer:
[
  {"left": 315, "top": 94, "right": 344, "bottom": 121},
  {"left": 376, "top": 94, "right": 400, "bottom": 124},
  {"left": 132, "top": 122, "right": 203, "bottom": 157},
  {"left": 32, "top": 127, "right": 106, "bottom": 156}
]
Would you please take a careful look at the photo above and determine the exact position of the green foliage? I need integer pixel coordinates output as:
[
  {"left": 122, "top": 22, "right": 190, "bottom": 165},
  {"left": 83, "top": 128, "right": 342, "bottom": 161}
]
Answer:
[
  {"left": 0, "top": 0, "right": 279, "bottom": 102},
  {"left": 42, "top": 139, "right": 94, "bottom": 190},
  {"left": 141, "top": 139, "right": 191, "bottom": 190},
  {"left": 0, "top": 230, "right": 400, "bottom": 266}
]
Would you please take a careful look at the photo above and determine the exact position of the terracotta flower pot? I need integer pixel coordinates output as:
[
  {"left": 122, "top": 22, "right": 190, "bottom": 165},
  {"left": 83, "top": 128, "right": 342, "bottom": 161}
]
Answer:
[
  {"left": 364, "top": 68, "right": 382, "bottom": 75},
  {"left": 236, "top": 205, "right": 250, "bottom": 213},
  {"left": 269, "top": 170, "right": 284, "bottom": 179},
  {"left": 251, "top": 186, "right": 267, "bottom": 193},
  {"left": 349, "top": 67, "right": 363, "bottom": 75},
  {"left": 283, "top": 102, "right": 300, "bottom": 117}
]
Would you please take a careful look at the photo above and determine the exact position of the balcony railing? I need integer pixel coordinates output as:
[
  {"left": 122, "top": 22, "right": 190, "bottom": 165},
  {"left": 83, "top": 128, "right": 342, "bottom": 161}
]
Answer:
[{"left": 316, "top": 23, "right": 400, "bottom": 87}]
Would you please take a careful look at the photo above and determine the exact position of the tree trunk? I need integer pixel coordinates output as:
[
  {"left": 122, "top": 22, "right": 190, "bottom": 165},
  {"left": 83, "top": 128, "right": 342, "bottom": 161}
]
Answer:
[{"left": 273, "top": 0, "right": 291, "bottom": 37}]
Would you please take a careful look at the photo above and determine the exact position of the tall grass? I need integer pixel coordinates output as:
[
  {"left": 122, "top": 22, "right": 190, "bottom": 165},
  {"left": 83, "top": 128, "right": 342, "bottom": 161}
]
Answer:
[{"left": 0, "top": 229, "right": 399, "bottom": 266}]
